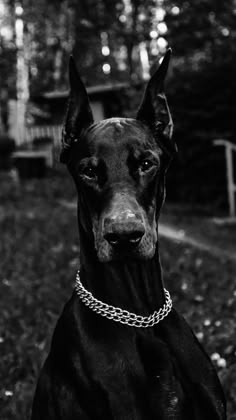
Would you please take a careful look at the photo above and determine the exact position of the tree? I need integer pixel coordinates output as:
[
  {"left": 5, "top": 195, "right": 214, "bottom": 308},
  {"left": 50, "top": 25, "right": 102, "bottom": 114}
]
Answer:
[{"left": 163, "top": 0, "right": 236, "bottom": 206}]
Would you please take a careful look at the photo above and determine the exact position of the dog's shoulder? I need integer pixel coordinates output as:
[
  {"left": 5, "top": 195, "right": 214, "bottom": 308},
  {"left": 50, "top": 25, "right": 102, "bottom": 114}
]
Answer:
[
  {"left": 158, "top": 309, "right": 226, "bottom": 419},
  {"left": 50, "top": 292, "right": 80, "bottom": 347}
]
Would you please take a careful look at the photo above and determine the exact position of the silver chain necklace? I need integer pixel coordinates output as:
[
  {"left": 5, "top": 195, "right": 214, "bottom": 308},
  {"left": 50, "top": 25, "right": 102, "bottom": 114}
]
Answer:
[{"left": 75, "top": 271, "right": 172, "bottom": 328}]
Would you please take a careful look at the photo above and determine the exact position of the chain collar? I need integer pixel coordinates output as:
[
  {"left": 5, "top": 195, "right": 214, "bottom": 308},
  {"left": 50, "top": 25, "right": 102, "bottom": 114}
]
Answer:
[{"left": 75, "top": 271, "right": 172, "bottom": 328}]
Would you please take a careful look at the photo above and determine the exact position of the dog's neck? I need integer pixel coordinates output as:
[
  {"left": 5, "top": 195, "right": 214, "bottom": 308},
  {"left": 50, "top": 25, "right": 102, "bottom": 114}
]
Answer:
[{"left": 79, "top": 239, "right": 165, "bottom": 316}]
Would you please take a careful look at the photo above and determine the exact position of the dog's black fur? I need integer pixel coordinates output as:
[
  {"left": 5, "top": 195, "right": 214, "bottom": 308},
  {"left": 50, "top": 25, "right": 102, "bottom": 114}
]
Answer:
[{"left": 31, "top": 50, "right": 226, "bottom": 419}]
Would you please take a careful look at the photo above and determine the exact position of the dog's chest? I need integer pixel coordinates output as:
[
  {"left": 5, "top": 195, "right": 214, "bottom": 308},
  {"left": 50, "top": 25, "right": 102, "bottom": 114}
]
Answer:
[{"left": 85, "top": 331, "right": 187, "bottom": 419}]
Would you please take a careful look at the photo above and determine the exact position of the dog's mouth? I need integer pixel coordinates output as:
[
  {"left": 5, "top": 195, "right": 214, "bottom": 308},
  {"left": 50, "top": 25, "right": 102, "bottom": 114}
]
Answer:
[{"left": 94, "top": 227, "right": 157, "bottom": 262}]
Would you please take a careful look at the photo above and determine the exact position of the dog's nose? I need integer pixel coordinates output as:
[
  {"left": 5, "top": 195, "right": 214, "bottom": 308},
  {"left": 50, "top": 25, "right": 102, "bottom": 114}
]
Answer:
[
  {"left": 104, "top": 228, "right": 145, "bottom": 248},
  {"left": 104, "top": 210, "right": 145, "bottom": 248}
]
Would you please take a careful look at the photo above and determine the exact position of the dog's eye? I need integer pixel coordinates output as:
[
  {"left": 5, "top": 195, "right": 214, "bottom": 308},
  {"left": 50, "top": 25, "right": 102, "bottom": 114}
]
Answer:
[
  {"left": 83, "top": 166, "right": 97, "bottom": 180},
  {"left": 140, "top": 159, "right": 153, "bottom": 172}
]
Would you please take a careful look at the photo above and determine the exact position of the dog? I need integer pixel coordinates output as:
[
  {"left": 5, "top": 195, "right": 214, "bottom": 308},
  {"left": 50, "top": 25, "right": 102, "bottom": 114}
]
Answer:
[{"left": 31, "top": 49, "right": 226, "bottom": 419}]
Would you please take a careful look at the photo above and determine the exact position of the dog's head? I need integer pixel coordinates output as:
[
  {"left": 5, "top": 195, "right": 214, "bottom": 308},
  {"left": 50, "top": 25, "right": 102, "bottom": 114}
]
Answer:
[{"left": 61, "top": 49, "right": 177, "bottom": 262}]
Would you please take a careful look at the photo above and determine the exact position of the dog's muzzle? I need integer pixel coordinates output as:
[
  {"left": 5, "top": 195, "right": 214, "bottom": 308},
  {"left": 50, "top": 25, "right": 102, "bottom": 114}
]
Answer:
[{"left": 103, "top": 210, "right": 145, "bottom": 249}]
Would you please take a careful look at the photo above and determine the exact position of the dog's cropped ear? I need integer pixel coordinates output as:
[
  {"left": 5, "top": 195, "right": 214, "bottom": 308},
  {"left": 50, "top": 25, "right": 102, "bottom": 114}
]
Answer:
[
  {"left": 60, "top": 56, "right": 94, "bottom": 163},
  {"left": 136, "top": 48, "right": 177, "bottom": 158}
]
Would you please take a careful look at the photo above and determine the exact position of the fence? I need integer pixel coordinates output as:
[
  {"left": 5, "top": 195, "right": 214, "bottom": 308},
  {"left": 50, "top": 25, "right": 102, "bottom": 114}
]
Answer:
[
  {"left": 24, "top": 125, "right": 63, "bottom": 166},
  {"left": 214, "top": 139, "right": 236, "bottom": 218},
  {"left": 25, "top": 125, "right": 62, "bottom": 149}
]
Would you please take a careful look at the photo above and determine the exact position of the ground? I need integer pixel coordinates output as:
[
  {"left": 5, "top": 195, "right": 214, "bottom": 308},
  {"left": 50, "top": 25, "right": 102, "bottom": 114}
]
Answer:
[{"left": 0, "top": 168, "right": 236, "bottom": 420}]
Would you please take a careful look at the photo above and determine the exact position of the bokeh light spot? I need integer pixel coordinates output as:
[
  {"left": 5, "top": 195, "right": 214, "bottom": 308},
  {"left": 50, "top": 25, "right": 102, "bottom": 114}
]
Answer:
[{"left": 102, "top": 63, "right": 111, "bottom": 74}]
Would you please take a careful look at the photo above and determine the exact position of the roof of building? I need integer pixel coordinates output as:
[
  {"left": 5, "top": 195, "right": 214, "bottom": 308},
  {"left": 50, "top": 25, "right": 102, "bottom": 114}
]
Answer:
[{"left": 41, "top": 82, "right": 130, "bottom": 99}]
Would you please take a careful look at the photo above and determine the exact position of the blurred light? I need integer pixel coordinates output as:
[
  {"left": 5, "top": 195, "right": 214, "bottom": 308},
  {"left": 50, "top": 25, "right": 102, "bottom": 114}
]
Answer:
[
  {"left": 211, "top": 352, "right": 220, "bottom": 360},
  {"left": 125, "top": 5, "right": 132, "bottom": 13},
  {"left": 171, "top": 6, "right": 180, "bottom": 15},
  {"left": 0, "top": 26, "right": 13, "bottom": 41},
  {"left": 159, "top": 56, "right": 164, "bottom": 64},
  {"left": 217, "top": 358, "right": 227, "bottom": 368},
  {"left": 196, "top": 331, "right": 204, "bottom": 341},
  {"left": 150, "top": 39, "right": 159, "bottom": 56},
  {"left": 5, "top": 390, "right": 13, "bottom": 397},
  {"left": 157, "top": 37, "right": 168, "bottom": 50},
  {"left": 15, "top": 18, "right": 23, "bottom": 47},
  {"left": 157, "top": 22, "right": 167, "bottom": 35},
  {"left": 102, "top": 63, "right": 111, "bottom": 74},
  {"left": 209, "top": 12, "right": 215, "bottom": 22},
  {"left": 155, "top": 8, "right": 165, "bottom": 21},
  {"left": 117, "top": 45, "right": 127, "bottom": 71},
  {"left": 138, "top": 13, "right": 146, "bottom": 22},
  {"left": 124, "top": 0, "right": 132, "bottom": 14},
  {"left": 139, "top": 42, "right": 150, "bottom": 80},
  {"left": 181, "top": 282, "right": 188, "bottom": 291},
  {"left": 116, "top": 3, "right": 123, "bottom": 11},
  {"left": 102, "top": 45, "right": 110, "bottom": 56},
  {"left": 120, "top": 45, "right": 127, "bottom": 58},
  {"left": 118, "top": 62, "right": 127, "bottom": 71},
  {"left": 31, "top": 66, "right": 38, "bottom": 76},
  {"left": 15, "top": 5, "right": 23, "bottom": 16},
  {"left": 15, "top": 18, "right": 23, "bottom": 33},
  {"left": 101, "top": 32, "right": 108, "bottom": 43},
  {"left": 204, "top": 319, "right": 211, "bottom": 327},
  {"left": 222, "top": 27, "right": 230, "bottom": 37},
  {"left": 150, "top": 30, "right": 158, "bottom": 39},
  {"left": 0, "top": 2, "right": 6, "bottom": 16},
  {"left": 119, "top": 14, "right": 127, "bottom": 23},
  {"left": 47, "top": 36, "right": 58, "bottom": 47}
]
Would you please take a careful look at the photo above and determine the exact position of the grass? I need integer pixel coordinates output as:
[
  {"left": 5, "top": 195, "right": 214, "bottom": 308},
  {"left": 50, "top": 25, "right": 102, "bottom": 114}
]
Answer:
[
  {"left": 160, "top": 202, "right": 236, "bottom": 257},
  {"left": 0, "top": 168, "right": 236, "bottom": 420}
]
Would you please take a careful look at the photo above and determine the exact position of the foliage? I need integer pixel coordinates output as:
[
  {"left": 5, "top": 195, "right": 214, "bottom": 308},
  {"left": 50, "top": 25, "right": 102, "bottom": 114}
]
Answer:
[
  {"left": 1, "top": 0, "right": 168, "bottom": 95},
  {"left": 166, "top": 0, "right": 236, "bottom": 57},
  {"left": 71, "top": 0, "right": 162, "bottom": 83},
  {"left": 1, "top": 0, "right": 236, "bottom": 92},
  {"left": 23, "top": 0, "right": 74, "bottom": 95},
  {"left": 161, "top": 0, "right": 236, "bottom": 206},
  {"left": 0, "top": 171, "right": 235, "bottom": 419},
  {"left": 1, "top": 0, "right": 236, "bottom": 205}
]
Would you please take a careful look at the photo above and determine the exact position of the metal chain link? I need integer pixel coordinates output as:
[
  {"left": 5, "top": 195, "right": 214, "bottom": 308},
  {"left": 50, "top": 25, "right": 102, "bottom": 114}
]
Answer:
[{"left": 75, "top": 271, "right": 172, "bottom": 328}]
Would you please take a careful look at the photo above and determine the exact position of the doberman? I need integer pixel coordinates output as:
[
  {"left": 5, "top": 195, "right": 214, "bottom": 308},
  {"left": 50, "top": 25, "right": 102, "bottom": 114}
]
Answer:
[{"left": 31, "top": 49, "right": 226, "bottom": 419}]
